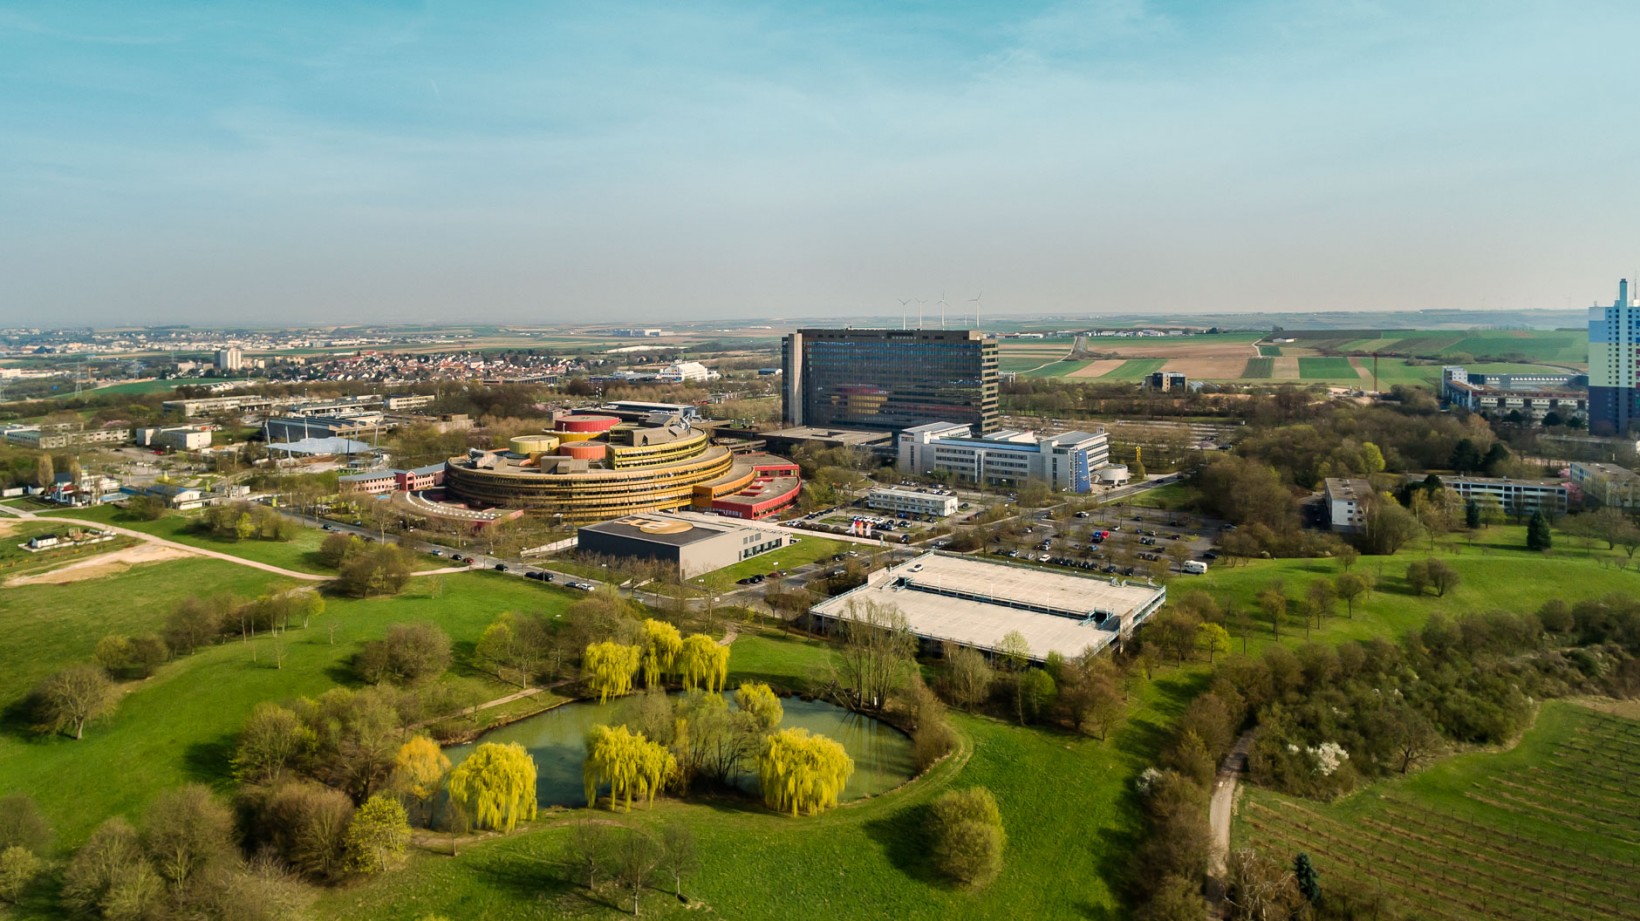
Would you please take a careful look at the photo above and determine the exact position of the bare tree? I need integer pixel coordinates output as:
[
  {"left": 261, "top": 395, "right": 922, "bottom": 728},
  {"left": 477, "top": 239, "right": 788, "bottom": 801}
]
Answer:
[{"left": 830, "top": 600, "right": 916, "bottom": 711}]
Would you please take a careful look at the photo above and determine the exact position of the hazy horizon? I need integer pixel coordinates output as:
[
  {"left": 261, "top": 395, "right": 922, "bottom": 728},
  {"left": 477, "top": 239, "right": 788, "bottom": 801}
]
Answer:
[{"left": 4, "top": 2, "right": 1638, "bottom": 325}]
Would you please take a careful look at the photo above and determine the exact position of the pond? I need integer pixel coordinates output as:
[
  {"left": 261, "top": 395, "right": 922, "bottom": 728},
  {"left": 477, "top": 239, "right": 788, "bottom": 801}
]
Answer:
[{"left": 446, "top": 693, "right": 916, "bottom": 807}]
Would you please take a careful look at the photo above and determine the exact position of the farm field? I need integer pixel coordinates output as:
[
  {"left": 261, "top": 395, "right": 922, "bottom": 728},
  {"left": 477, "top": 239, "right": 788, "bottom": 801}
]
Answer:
[
  {"left": 1103, "top": 358, "right": 1168, "bottom": 380},
  {"left": 1235, "top": 701, "right": 1640, "bottom": 921},
  {"left": 1297, "top": 356, "right": 1359, "bottom": 380},
  {"left": 995, "top": 327, "right": 1585, "bottom": 384}
]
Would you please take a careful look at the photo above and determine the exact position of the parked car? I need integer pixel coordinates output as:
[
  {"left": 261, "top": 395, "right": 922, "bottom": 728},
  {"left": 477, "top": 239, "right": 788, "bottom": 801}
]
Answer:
[
  {"left": 321, "top": 524, "right": 334, "bottom": 531},
  {"left": 493, "top": 563, "right": 508, "bottom": 572}
]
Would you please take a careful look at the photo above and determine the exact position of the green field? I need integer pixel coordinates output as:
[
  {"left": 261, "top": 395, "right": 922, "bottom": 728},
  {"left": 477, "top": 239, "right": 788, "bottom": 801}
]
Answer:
[
  {"left": 1257, "top": 344, "right": 1282, "bottom": 357},
  {"left": 998, "top": 354, "right": 1067, "bottom": 374},
  {"left": 1104, "top": 358, "right": 1168, "bottom": 380},
  {"left": 1020, "top": 359, "right": 1093, "bottom": 378},
  {"left": 316, "top": 633, "right": 1206, "bottom": 921},
  {"left": 5, "top": 505, "right": 1636, "bottom": 917},
  {"left": 41, "top": 505, "right": 445, "bottom": 575},
  {"left": 1297, "top": 356, "right": 1359, "bottom": 380},
  {"left": 87, "top": 379, "right": 189, "bottom": 396},
  {"left": 1243, "top": 358, "right": 1274, "bottom": 378},
  {"left": 0, "top": 563, "right": 572, "bottom": 845},
  {"left": 1236, "top": 701, "right": 1640, "bottom": 921}
]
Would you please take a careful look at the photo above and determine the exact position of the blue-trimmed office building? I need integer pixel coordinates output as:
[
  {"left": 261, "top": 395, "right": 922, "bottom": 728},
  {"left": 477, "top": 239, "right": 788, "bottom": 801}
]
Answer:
[
  {"left": 1590, "top": 278, "right": 1640, "bottom": 436},
  {"left": 897, "top": 421, "right": 1109, "bottom": 493}
]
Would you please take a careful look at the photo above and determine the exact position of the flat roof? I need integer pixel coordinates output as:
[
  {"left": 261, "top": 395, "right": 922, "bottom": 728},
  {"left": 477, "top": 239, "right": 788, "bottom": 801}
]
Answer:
[
  {"left": 763, "top": 426, "right": 893, "bottom": 445},
  {"left": 811, "top": 552, "right": 1164, "bottom": 662},
  {"left": 579, "top": 514, "right": 732, "bottom": 547}
]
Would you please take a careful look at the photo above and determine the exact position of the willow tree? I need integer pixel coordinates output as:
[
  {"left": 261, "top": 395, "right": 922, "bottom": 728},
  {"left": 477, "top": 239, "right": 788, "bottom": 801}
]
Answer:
[
  {"left": 446, "top": 742, "right": 537, "bottom": 833},
  {"left": 757, "top": 728, "right": 855, "bottom": 817},
  {"left": 391, "top": 735, "right": 451, "bottom": 824},
  {"left": 735, "top": 682, "right": 783, "bottom": 733},
  {"left": 639, "top": 619, "right": 683, "bottom": 689},
  {"left": 583, "top": 642, "right": 642, "bottom": 703},
  {"left": 583, "top": 724, "right": 676, "bottom": 812},
  {"left": 676, "top": 634, "right": 729, "bottom": 694}
]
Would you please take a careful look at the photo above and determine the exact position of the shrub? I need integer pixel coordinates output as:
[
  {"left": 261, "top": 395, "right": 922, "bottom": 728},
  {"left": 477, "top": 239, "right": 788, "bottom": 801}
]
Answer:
[{"left": 930, "top": 787, "right": 1006, "bottom": 887}]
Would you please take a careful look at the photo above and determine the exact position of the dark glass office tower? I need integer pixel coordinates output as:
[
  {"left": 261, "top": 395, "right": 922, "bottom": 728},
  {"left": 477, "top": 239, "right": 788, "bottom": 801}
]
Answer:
[{"left": 781, "top": 329, "right": 998, "bottom": 434}]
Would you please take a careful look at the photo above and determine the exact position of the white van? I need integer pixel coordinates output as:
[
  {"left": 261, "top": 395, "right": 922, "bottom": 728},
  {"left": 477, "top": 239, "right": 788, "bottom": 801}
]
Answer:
[{"left": 1182, "top": 560, "right": 1208, "bottom": 575}]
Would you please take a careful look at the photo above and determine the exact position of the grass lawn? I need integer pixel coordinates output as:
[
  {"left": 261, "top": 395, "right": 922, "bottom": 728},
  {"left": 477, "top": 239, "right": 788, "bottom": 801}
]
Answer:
[
  {"left": 0, "top": 565, "right": 581, "bottom": 847},
  {"left": 1119, "top": 483, "right": 1199, "bottom": 510},
  {"left": 1185, "top": 524, "right": 1639, "bottom": 658},
  {"left": 315, "top": 631, "right": 1211, "bottom": 920},
  {"left": 42, "top": 505, "right": 441, "bottom": 575},
  {"left": 700, "top": 536, "right": 850, "bottom": 583},
  {"left": 1235, "top": 701, "right": 1638, "bottom": 921},
  {"left": 87, "top": 379, "right": 188, "bottom": 396}
]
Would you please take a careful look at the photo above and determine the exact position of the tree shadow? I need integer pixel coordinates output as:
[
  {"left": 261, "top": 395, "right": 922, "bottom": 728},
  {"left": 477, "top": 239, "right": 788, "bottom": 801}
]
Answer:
[
  {"left": 182, "top": 731, "right": 238, "bottom": 789},
  {"left": 862, "top": 799, "right": 942, "bottom": 886}
]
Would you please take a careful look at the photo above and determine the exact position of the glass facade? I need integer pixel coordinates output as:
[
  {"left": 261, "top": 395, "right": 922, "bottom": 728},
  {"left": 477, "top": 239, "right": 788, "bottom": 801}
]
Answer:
[{"left": 783, "top": 329, "right": 998, "bottom": 433}]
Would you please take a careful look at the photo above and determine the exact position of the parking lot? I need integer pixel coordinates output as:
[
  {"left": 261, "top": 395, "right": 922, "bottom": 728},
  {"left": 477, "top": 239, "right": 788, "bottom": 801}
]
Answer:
[{"left": 984, "top": 502, "right": 1227, "bottom": 579}]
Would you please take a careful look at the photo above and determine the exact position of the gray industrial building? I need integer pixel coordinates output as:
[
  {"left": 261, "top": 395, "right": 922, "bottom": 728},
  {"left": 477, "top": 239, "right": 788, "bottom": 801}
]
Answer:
[{"left": 575, "top": 513, "right": 788, "bottom": 577}]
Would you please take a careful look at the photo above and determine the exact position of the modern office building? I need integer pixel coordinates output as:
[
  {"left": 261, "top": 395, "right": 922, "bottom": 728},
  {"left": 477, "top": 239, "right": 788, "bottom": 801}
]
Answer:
[
  {"left": 897, "top": 422, "right": 1110, "bottom": 493},
  {"left": 809, "top": 552, "right": 1166, "bottom": 662},
  {"left": 443, "top": 414, "right": 801, "bottom": 523},
  {"left": 781, "top": 328, "right": 998, "bottom": 433},
  {"left": 866, "top": 486, "right": 960, "bottom": 518},
  {"left": 215, "top": 346, "right": 244, "bottom": 372},
  {"left": 1589, "top": 278, "right": 1640, "bottom": 435},
  {"left": 577, "top": 513, "right": 788, "bottom": 578}
]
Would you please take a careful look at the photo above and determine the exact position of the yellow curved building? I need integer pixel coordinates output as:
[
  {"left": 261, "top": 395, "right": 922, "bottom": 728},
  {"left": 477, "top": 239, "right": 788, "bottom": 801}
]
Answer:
[{"left": 443, "top": 415, "right": 757, "bottom": 523}]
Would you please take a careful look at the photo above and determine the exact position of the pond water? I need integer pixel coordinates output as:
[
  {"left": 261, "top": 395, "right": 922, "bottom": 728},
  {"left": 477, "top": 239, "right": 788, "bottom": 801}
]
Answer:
[{"left": 446, "top": 694, "right": 915, "bottom": 807}]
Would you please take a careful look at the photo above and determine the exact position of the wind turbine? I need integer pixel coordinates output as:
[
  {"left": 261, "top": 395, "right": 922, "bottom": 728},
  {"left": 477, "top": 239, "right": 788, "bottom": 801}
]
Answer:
[
  {"left": 898, "top": 298, "right": 912, "bottom": 330},
  {"left": 915, "top": 298, "right": 927, "bottom": 328},
  {"left": 968, "top": 291, "right": 984, "bottom": 329},
  {"left": 937, "top": 291, "right": 948, "bottom": 329}
]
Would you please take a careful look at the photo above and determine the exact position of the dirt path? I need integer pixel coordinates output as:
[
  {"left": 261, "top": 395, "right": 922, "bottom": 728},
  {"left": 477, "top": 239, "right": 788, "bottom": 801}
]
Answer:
[
  {"left": 86, "top": 521, "right": 330, "bottom": 582},
  {"left": 6, "top": 543, "right": 194, "bottom": 586},
  {"left": 1208, "top": 730, "right": 1256, "bottom": 912}
]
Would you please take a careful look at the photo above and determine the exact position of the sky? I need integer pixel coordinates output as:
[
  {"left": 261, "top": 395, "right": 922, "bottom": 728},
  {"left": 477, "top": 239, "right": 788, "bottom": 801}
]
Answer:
[{"left": 3, "top": 0, "right": 1639, "bottom": 326}]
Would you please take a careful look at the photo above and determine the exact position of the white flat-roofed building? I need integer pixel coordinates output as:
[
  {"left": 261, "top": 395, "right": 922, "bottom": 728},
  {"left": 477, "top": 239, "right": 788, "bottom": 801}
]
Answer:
[
  {"left": 384, "top": 393, "right": 435, "bottom": 411},
  {"left": 1323, "top": 477, "right": 1374, "bottom": 534},
  {"left": 866, "top": 486, "right": 959, "bottom": 517},
  {"left": 897, "top": 422, "right": 1111, "bottom": 493},
  {"left": 1569, "top": 461, "right": 1640, "bottom": 508},
  {"left": 1442, "top": 476, "right": 1569, "bottom": 515},
  {"left": 809, "top": 552, "right": 1165, "bottom": 663}
]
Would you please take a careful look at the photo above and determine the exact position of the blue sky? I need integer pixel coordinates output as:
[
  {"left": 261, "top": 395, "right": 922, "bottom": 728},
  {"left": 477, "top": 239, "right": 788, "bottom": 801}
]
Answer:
[{"left": 3, "top": 1, "right": 1637, "bottom": 325}]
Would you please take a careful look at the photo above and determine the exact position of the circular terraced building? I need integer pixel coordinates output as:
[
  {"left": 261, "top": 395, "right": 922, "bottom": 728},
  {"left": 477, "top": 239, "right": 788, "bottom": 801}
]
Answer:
[{"left": 442, "top": 413, "right": 801, "bottom": 523}]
